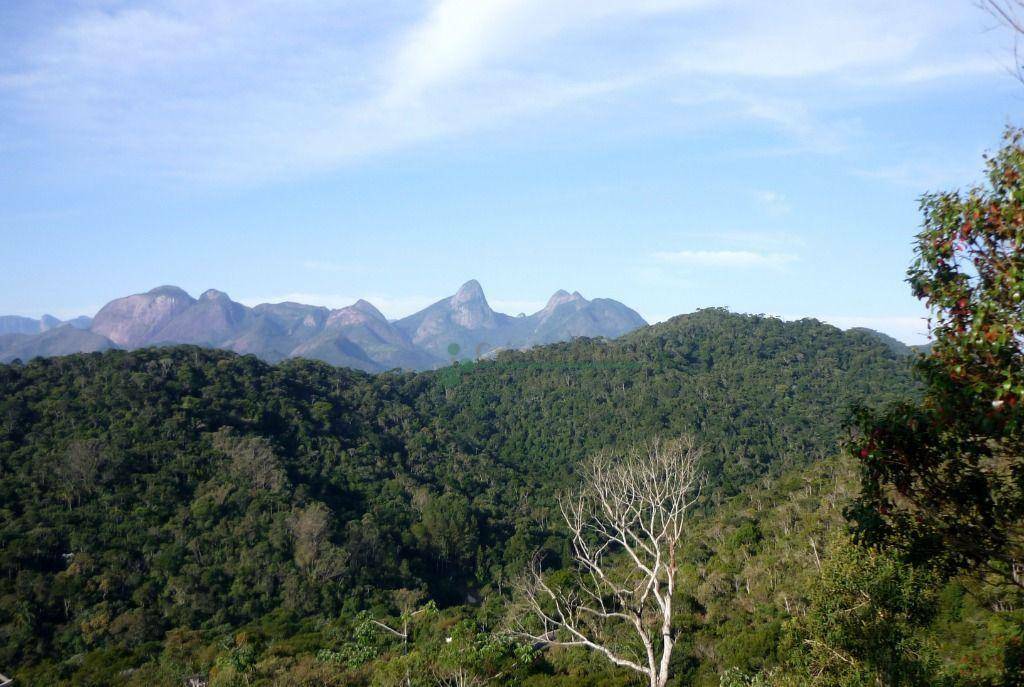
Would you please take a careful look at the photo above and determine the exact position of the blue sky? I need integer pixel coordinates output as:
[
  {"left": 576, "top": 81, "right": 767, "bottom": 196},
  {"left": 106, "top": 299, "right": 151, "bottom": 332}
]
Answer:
[{"left": 1, "top": 0, "right": 1021, "bottom": 344}]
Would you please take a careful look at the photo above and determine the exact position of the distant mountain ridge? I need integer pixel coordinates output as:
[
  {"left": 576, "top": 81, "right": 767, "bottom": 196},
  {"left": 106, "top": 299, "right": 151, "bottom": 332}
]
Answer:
[
  {"left": 0, "top": 314, "right": 91, "bottom": 336},
  {"left": 0, "top": 281, "right": 648, "bottom": 370}
]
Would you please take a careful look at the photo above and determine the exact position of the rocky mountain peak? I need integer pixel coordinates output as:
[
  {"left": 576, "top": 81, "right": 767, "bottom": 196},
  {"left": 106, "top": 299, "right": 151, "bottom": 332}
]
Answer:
[
  {"left": 449, "top": 280, "right": 497, "bottom": 329},
  {"left": 327, "top": 299, "right": 388, "bottom": 328},
  {"left": 544, "top": 289, "right": 587, "bottom": 312},
  {"left": 5, "top": 280, "right": 648, "bottom": 370},
  {"left": 40, "top": 315, "right": 62, "bottom": 331},
  {"left": 147, "top": 285, "right": 195, "bottom": 301},
  {"left": 352, "top": 299, "right": 387, "bottom": 321},
  {"left": 201, "top": 289, "right": 230, "bottom": 302},
  {"left": 452, "top": 279, "right": 487, "bottom": 305},
  {"left": 91, "top": 286, "right": 197, "bottom": 347}
]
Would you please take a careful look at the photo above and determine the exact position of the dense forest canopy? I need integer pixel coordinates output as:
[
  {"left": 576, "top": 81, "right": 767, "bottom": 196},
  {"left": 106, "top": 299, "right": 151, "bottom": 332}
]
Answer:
[{"left": 0, "top": 309, "right": 917, "bottom": 685}]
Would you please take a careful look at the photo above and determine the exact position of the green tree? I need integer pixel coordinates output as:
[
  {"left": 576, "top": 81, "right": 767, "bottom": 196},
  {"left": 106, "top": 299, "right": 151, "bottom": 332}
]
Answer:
[
  {"left": 783, "top": 536, "right": 942, "bottom": 687},
  {"left": 418, "top": 492, "right": 478, "bottom": 568},
  {"left": 851, "top": 128, "right": 1024, "bottom": 586}
]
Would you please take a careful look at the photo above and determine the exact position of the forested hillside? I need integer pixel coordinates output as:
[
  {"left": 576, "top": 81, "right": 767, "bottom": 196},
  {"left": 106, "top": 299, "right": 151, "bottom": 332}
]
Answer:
[{"left": 0, "top": 309, "right": 916, "bottom": 685}]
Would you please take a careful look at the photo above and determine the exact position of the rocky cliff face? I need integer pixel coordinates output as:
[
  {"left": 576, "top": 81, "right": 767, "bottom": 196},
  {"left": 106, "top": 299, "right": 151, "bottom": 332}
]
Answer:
[
  {"left": 306, "top": 299, "right": 440, "bottom": 371},
  {"left": 90, "top": 286, "right": 197, "bottom": 347},
  {"left": 148, "top": 289, "right": 250, "bottom": 346},
  {"left": 523, "top": 295, "right": 648, "bottom": 347},
  {"left": 448, "top": 280, "right": 502, "bottom": 329},
  {"left": 1, "top": 281, "right": 648, "bottom": 370},
  {"left": 395, "top": 280, "right": 518, "bottom": 359}
]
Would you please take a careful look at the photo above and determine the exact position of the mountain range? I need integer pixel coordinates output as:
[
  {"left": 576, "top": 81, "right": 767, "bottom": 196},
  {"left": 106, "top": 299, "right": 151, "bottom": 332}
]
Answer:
[{"left": 0, "top": 280, "right": 648, "bottom": 370}]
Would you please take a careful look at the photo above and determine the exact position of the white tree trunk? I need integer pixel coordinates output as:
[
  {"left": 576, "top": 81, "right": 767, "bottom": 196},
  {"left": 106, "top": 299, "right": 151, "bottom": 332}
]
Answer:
[{"left": 512, "top": 437, "right": 705, "bottom": 687}]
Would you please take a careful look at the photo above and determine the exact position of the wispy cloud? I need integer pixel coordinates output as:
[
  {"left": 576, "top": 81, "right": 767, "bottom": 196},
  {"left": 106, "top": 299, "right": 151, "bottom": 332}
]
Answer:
[
  {"left": 653, "top": 249, "right": 798, "bottom": 269},
  {"left": 0, "top": 0, "right": 1004, "bottom": 184},
  {"left": 681, "top": 230, "right": 806, "bottom": 249},
  {"left": 753, "top": 190, "right": 791, "bottom": 216},
  {"left": 855, "top": 157, "right": 986, "bottom": 191},
  {"left": 874, "top": 57, "right": 1006, "bottom": 85},
  {"left": 671, "top": 1, "right": 930, "bottom": 78}
]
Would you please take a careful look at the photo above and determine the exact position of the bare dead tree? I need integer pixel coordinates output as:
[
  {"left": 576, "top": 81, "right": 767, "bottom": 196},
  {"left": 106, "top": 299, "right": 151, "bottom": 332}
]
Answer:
[
  {"left": 510, "top": 437, "right": 706, "bottom": 687},
  {"left": 367, "top": 591, "right": 435, "bottom": 687},
  {"left": 431, "top": 666, "right": 488, "bottom": 687},
  {"left": 287, "top": 503, "right": 349, "bottom": 583},
  {"left": 980, "top": 1, "right": 1024, "bottom": 83},
  {"left": 982, "top": 1, "right": 1024, "bottom": 33}
]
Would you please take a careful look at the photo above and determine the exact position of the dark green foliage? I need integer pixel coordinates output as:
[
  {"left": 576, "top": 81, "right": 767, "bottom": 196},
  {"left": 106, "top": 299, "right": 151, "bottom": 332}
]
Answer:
[
  {"left": 0, "top": 310, "right": 914, "bottom": 684},
  {"left": 685, "top": 457, "right": 1023, "bottom": 687},
  {"left": 787, "top": 537, "right": 944, "bottom": 686},
  {"left": 440, "top": 309, "right": 914, "bottom": 494},
  {"left": 852, "top": 129, "right": 1024, "bottom": 585}
]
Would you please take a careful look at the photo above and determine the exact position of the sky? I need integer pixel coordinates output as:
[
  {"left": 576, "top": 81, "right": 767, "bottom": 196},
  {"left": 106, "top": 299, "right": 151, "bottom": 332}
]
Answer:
[{"left": 1, "top": 1, "right": 1022, "bottom": 344}]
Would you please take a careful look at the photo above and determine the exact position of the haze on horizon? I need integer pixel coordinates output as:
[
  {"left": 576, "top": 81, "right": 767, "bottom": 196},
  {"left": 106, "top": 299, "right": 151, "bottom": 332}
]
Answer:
[{"left": 1, "top": 1, "right": 1020, "bottom": 345}]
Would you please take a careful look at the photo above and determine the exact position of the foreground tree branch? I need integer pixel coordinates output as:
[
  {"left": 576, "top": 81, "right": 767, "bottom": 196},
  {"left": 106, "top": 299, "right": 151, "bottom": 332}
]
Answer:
[
  {"left": 980, "top": 1, "right": 1024, "bottom": 83},
  {"left": 510, "top": 437, "right": 706, "bottom": 687}
]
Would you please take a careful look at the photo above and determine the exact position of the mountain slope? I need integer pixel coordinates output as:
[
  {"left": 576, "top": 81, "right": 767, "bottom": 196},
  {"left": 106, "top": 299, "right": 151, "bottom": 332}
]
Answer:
[
  {"left": 0, "top": 333, "right": 30, "bottom": 355},
  {"left": 0, "top": 308, "right": 918, "bottom": 684},
  {"left": 232, "top": 301, "right": 330, "bottom": 361},
  {"left": 288, "top": 330, "right": 387, "bottom": 372},
  {"left": 2, "top": 281, "right": 647, "bottom": 369},
  {"left": 436, "top": 308, "right": 917, "bottom": 488},
  {"left": 148, "top": 289, "right": 250, "bottom": 346},
  {"left": 315, "top": 300, "right": 441, "bottom": 371},
  {"left": 90, "top": 285, "right": 197, "bottom": 347},
  {"left": 520, "top": 291, "right": 647, "bottom": 346},
  {"left": 395, "top": 279, "right": 517, "bottom": 360},
  {"left": 394, "top": 281, "right": 648, "bottom": 361},
  {"left": 0, "top": 315, "right": 45, "bottom": 335},
  {"left": 846, "top": 326, "right": 914, "bottom": 357},
  {"left": 0, "top": 325, "right": 117, "bottom": 362},
  {"left": 0, "top": 314, "right": 92, "bottom": 335}
]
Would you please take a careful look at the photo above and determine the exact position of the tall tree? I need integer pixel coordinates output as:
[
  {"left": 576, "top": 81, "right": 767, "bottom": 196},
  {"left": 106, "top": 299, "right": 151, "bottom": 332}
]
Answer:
[
  {"left": 511, "top": 437, "right": 705, "bottom": 687},
  {"left": 851, "top": 128, "right": 1024, "bottom": 585}
]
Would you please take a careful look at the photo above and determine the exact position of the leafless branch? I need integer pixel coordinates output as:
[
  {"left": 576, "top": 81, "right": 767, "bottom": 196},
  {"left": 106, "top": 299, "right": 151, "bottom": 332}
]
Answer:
[
  {"left": 979, "top": 0, "right": 1024, "bottom": 84},
  {"left": 510, "top": 437, "right": 706, "bottom": 687}
]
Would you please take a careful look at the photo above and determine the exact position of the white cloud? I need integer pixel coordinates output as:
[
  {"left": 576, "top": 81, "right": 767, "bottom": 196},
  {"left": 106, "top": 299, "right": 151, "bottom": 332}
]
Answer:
[
  {"left": 855, "top": 157, "right": 986, "bottom": 191},
  {"left": 384, "top": 0, "right": 714, "bottom": 101},
  {"left": 681, "top": 230, "right": 806, "bottom": 249},
  {"left": 753, "top": 190, "right": 790, "bottom": 216},
  {"left": 384, "top": 0, "right": 527, "bottom": 103},
  {"left": 672, "top": 2, "right": 927, "bottom": 79},
  {"left": 879, "top": 57, "right": 1006, "bottom": 85},
  {"left": 0, "top": 0, "right": 1005, "bottom": 183},
  {"left": 670, "top": 88, "right": 859, "bottom": 154},
  {"left": 653, "top": 249, "right": 798, "bottom": 269}
]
